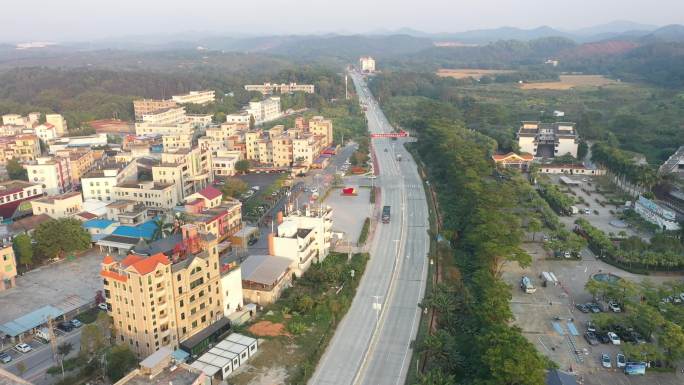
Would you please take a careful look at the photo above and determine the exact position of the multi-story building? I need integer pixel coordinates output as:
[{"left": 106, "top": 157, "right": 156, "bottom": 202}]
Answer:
[
  {"left": 47, "top": 133, "right": 108, "bottom": 154},
  {"left": 31, "top": 191, "right": 83, "bottom": 219},
  {"left": 171, "top": 90, "right": 215, "bottom": 105},
  {"left": 2, "top": 114, "right": 27, "bottom": 127},
  {"left": 100, "top": 224, "right": 224, "bottom": 357},
  {"left": 141, "top": 107, "right": 187, "bottom": 126},
  {"left": 186, "top": 114, "right": 213, "bottom": 128},
  {"left": 112, "top": 181, "right": 178, "bottom": 212},
  {"left": 34, "top": 123, "right": 58, "bottom": 141},
  {"left": 211, "top": 150, "right": 240, "bottom": 178},
  {"left": 246, "top": 97, "right": 282, "bottom": 125},
  {"left": 45, "top": 114, "right": 67, "bottom": 136},
  {"left": 133, "top": 99, "right": 178, "bottom": 120},
  {"left": 0, "top": 244, "right": 17, "bottom": 291},
  {"left": 55, "top": 149, "right": 96, "bottom": 186},
  {"left": 517, "top": 121, "right": 579, "bottom": 159},
  {"left": 162, "top": 133, "right": 194, "bottom": 151},
  {"left": 184, "top": 198, "right": 242, "bottom": 243},
  {"left": 81, "top": 161, "right": 138, "bottom": 202},
  {"left": 269, "top": 206, "right": 333, "bottom": 277},
  {"left": 25, "top": 156, "right": 72, "bottom": 195},
  {"left": 359, "top": 56, "right": 376, "bottom": 73},
  {"left": 0, "top": 134, "right": 41, "bottom": 164},
  {"left": 225, "top": 112, "right": 251, "bottom": 125},
  {"left": 308, "top": 116, "right": 334, "bottom": 147},
  {"left": 0, "top": 181, "right": 43, "bottom": 220},
  {"left": 244, "top": 83, "right": 315, "bottom": 95},
  {"left": 152, "top": 148, "right": 213, "bottom": 202}
]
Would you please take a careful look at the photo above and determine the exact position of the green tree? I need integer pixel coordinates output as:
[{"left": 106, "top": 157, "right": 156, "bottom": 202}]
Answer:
[
  {"left": 57, "top": 342, "right": 73, "bottom": 378},
  {"left": 659, "top": 322, "right": 684, "bottom": 365},
  {"left": 221, "top": 177, "right": 249, "bottom": 198},
  {"left": 13, "top": 234, "right": 34, "bottom": 269},
  {"left": 152, "top": 216, "right": 173, "bottom": 240},
  {"left": 6, "top": 158, "right": 27, "bottom": 180},
  {"left": 80, "top": 324, "right": 105, "bottom": 356},
  {"left": 106, "top": 345, "right": 138, "bottom": 382},
  {"left": 479, "top": 325, "right": 547, "bottom": 385},
  {"left": 33, "top": 218, "right": 90, "bottom": 261},
  {"left": 622, "top": 342, "right": 662, "bottom": 363},
  {"left": 235, "top": 160, "right": 251, "bottom": 174},
  {"left": 527, "top": 218, "right": 542, "bottom": 242}
]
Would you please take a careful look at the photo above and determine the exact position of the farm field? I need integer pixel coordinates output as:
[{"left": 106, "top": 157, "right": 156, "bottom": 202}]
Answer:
[
  {"left": 436, "top": 68, "right": 515, "bottom": 79},
  {"left": 520, "top": 75, "right": 621, "bottom": 90}
]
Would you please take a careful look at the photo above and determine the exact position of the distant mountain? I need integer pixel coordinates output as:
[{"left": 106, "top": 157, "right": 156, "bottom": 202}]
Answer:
[
  {"left": 572, "top": 20, "right": 657, "bottom": 36},
  {"left": 640, "top": 24, "right": 684, "bottom": 42},
  {"left": 435, "top": 26, "right": 572, "bottom": 44}
]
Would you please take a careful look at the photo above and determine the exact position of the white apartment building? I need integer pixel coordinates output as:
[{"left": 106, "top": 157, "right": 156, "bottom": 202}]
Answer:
[
  {"left": 225, "top": 112, "right": 251, "bottom": 125},
  {"left": 81, "top": 161, "right": 138, "bottom": 202},
  {"left": 31, "top": 191, "right": 83, "bottom": 219},
  {"left": 246, "top": 97, "right": 282, "bottom": 125},
  {"left": 171, "top": 90, "right": 215, "bottom": 105},
  {"left": 269, "top": 206, "right": 333, "bottom": 277},
  {"left": 212, "top": 150, "right": 241, "bottom": 177},
  {"left": 24, "top": 156, "right": 72, "bottom": 196},
  {"left": 244, "top": 83, "right": 315, "bottom": 95},
  {"left": 220, "top": 265, "right": 244, "bottom": 318},
  {"left": 359, "top": 56, "right": 376, "bottom": 73},
  {"left": 140, "top": 107, "right": 187, "bottom": 126},
  {"left": 34, "top": 123, "right": 58, "bottom": 141},
  {"left": 45, "top": 114, "right": 67, "bottom": 136},
  {"left": 112, "top": 181, "right": 178, "bottom": 211},
  {"left": 517, "top": 121, "right": 579, "bottom": 159},
  {"left": 152, "top": 148, "right": 213, "bottom": 202}
]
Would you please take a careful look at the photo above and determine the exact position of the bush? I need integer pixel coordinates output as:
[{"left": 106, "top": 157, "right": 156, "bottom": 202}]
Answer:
[{"left": 358, "top": 217, "right": 370, "bottom": 245}]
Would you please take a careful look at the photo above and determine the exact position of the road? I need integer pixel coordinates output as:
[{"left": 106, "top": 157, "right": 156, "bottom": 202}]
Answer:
[
  {"left": 3, "top": 330, "right": 82, "bottom": 385},
  {"left": 310, "top": 72, "right": 429, "bottom": 385}
]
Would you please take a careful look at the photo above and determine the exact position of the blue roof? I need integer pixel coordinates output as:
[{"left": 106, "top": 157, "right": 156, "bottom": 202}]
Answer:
[
  {"left": 112, "top": 220, "right": 157, "bottom": 240},
  {"left": 172, "top": 349, "right": 190, "bottom": 363},
  {"left": 83, "top": 219, "right": 117, "bottom": 229},
  {"left": 0, "top": 305, "right": 64, "bottom": 337}
]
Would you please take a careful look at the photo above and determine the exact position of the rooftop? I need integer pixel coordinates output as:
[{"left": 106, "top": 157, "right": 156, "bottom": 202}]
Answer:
[
  {"left": 33, "top": 191, "right": 81, "bottom": 204},
  {"left": 0, "top": 180, "right": 39, "bottom": 196},
  {"left": 241, "top": 254, "right": 291, "bottom": 286},
  {"left": 118, "top": 366, "right": 201, "bottom": 385}
]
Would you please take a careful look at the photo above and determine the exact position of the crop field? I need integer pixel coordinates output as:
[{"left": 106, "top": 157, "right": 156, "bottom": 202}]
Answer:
[
  {"left": 520, "top": 75, "right": 621, "bottom": 90},
  {"left": 436, "top": 68, "right": 515, "bottom": 79}
]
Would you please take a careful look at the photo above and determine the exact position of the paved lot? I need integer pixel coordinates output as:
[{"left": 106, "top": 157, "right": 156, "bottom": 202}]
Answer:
[
  {"left": 504, "top": 241, "right": 681, "bottom": 385},
  {"left": 0, "top": 248, "right": 104, "bottom": 325},
  {"left": 545, "top": 174, "right": 642, "bottom": 239},
  {"left": 323, "top": 186, "right": 373, "bottom": 244}
]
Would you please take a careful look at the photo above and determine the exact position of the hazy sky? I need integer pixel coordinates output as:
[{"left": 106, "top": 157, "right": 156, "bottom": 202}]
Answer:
[{"left": 5, "top": 0, "right": 684, "bottom": 42}]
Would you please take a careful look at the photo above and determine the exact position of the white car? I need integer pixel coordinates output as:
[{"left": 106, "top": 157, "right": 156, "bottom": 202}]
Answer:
[
  {"left": 616, "top": 353, "right": 626, "bottom": 368},
  {"left": 97, "top": 302, "right": 108, "bottom": 311},
  {"left": 367, "top": 175, "right": 377, "bottom": 179},
  {"left": 607, "top": 332, "right": 621, "bottom": 345},
  {"left": 310, "top": 188, "right": 318, "bottom": 194},
  {"left": 601, "top": 353, "right": 612, "bottom": 368},
  {"left": 584, "top": 208, "right": 591, "bottom": 215},
  {"left": 608, "top": 301, "right": 622, "bottom": 313},
  {"left": 15, "top": 343, "right": 32, "bottom": 353}
]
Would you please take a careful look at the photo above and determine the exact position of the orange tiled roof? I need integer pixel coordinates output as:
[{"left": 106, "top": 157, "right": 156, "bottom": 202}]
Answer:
[
  {"left": 127, "top": 253, "right": 170, "bottom": 275},
  {"left": 101, "top": 269, "right": 128, "bottom": 282},
  {"left": 492, "top": 152, "right": 534, "bottom": 162},
  {"left": 102, "top": 255, "right": 115, "bottom": 265},
  {"left": 121, "top": 254, "right": 143, "bottom": 267}
]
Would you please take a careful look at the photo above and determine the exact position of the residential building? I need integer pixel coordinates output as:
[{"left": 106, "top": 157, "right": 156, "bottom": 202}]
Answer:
[
  {"left": 308, "top": 116, "right": 334, "bottom": 147},
  {"left": 211, "top": 150, "right": 240, "bottom": 177},
  {"left": 240, "top": 254, "right": 291, "bottom": 305},
  {"left": 2, "top": 114, "right": 28, "bottom": 127},
  {"left": 45, "top": 114, "right": 67, "bottom": 136},
  {"left": 186, "top": 114, "right": 213, "bottom": 128},
  {"left": 101, "top": 224, "right": 224, "bottom": 357},
  {"left": 0, "top": 124, "right": 25, "bottom": 137},
  {"left": 112, "top": 181, "right": 178, "bottom": 212},
  {"left": 517, "top": 121, "right": 579, "bottom": 158},
  {"left": 112, "top": 348, "right": 206, "bottom": 385},
  {"left": 105, "top": 200, "right": 148, "bottom": 225},
  {"left": 34, "top": 123, "right": 58, "bottom": 141},
  {"left": 246, "top": 97, "right": 282, "bottom": 125},
  {"left": 162, "top": 133, "right": 194, "bottom": 151},
  {"left": 219, "top": 264, "right": 243, "bottom": 318},
  {"left": 183, "top": 198, "right": 242, "bottom": 243},
  {"left": 25, "top": 156, "right": 72, "bottom": 195},
  {"left": 55, "top": 149, "right": 96, "bottom": 186},
  {"left": 0, "top": 181, "right": 43, "bottom": 220},
  {"left": 133, "top": 99, "right": 178, "bottom": 120},
  {"left": 81, "top": 161, "right": 138, "bottom": 202},
  {"left": 172, "top": 90, "right": 216, "bottom": 105},
  {"left": 225, "top": 112, "right": 251, "bottom": 125},
  {"left": 31, "top": 191, "right": 83, "bottom": 219},
  {"left": 184, "top": 186, "right": 223, "bottom": 209},
  {"left": 141, "top": 107, "right": 187, "bottom": 126},
  {"left": 492, "top": 152, "right": 534, "bottom": 170},
  {"left": 0, "top": 244, "right": 17, "bottom": 291},
  {"left": 152, "top": 148, "right": 213, "bottom": 202},
  {"left": 269, "top": 206, "right": 333, "bottom": 277},
  {"left": 244, "top": 83, "right": 315, "bottom": 95},
  {"left": 0, "top": 134, "right": 41, "bottom": 164},
  {"left": 359, "top": 56, "right": 376, "bottom": 73}
]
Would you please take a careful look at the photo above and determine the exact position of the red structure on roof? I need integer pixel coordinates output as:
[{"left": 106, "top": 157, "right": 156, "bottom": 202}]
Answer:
[{"left": 198, "top": 186, "right": 222, "bottom": 200}]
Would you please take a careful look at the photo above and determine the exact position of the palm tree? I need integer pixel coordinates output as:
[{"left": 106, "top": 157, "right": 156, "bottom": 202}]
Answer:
[{"left": 152, "top": 216, "right": 173, "bottom": 240}]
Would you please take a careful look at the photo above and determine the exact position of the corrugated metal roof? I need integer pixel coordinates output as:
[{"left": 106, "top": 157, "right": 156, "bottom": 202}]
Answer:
[
  {"left": 0, "top": 305, "right": 63, "bottom": 337},
  {"left": 240, "top": 254, "right": 291, "bottom": 285}
]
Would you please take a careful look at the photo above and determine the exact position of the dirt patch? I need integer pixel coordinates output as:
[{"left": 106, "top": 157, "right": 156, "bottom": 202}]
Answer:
[
  {"left": 249, "top": 321, "right": 290, "bottom": 337},
  {"left": 245, "top": 367, "right": 288, "bottom": 385},
  {"left": 520, "top": 75, "right": 620, "bottom": 90},
  {"left": 436, "top": 68, "right": 515, "bottom": 79}
]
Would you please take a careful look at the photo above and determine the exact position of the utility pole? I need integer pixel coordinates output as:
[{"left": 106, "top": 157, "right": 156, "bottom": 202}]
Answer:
[
  {"left": 345, "top": 75, "right": 349, "bottom": 100},
  {"left": 47, "top": 317, "right": 58, "bottom": 363}
]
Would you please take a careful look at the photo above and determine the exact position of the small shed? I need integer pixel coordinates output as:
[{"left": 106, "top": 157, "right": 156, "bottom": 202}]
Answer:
[
  {"left": 190, "top": 360, "right": 221, "bottom": 378},
  {"left": 215, "top": 340, "right": 250, "bottom": 365},
  {"left": 225, "top": 333, "right": 258, "bottom": 357},
  {"left": 209, "top": 347, "right": 240, "bottom": 376},
  {"left": 196, "top": 352, "right": 232, "bottom": 379}
]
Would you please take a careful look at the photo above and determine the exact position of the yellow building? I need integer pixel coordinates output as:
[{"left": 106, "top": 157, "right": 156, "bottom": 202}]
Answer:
[
  {"left": 0, "top": 244, "right": 17, "bottom": 291},
  {"left": 31, "top": 191, "right": 83, "bottom": 219},
  {"left": 0, "top": 134, "right": 40, "bottom": 164},
  {"left": 162, "top": 133, "right": 193, "bottom": 151},
  {"left": 101, "top": 225, "right": 224, "bottom": 357},
  {"left": 55, "top": 149, "right": 95, "bottom": 186},
  {"left": 133, "top": 99, "right": 178, "bottom": 120},
  {"left": 308, "top": 116, "right": 333, "bottom": 147},
  {"left": 45, "top": 114, "right": 67, "bottom": 137}
]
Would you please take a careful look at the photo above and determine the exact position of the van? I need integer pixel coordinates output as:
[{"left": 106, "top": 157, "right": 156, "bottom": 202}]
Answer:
[{"left": 35, "top": 327, "right": 51, "bottom": 341}]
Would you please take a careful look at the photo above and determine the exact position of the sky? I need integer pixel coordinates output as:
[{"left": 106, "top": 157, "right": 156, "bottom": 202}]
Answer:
[{"left": 4, "top": 0, "right": 684, "bottom": 42}]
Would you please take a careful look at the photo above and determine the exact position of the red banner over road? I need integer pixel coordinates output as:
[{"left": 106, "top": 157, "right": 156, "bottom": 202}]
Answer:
[{"left": 370, "top": 131, "right": 409, "bottom": 138}]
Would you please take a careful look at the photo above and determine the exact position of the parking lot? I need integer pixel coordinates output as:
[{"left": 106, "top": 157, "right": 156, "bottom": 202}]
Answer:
[
  {"left": 323, "top": 186, "right": 373, "bottom": 244},
  {"left": 504, "top": 240, "right": 682, "bottom": 384}
]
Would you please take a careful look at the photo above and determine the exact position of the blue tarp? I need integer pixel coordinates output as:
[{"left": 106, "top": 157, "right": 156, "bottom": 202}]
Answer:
[
  {"left": 83, "top": 219, "right": 117, "bottom": 229},
  {"left": 111, "top": 220, "right": 157, "bottom": 240},
  {"left": 567, "top": 322, "right": 579, "bottom": 336},
  {"left": 172, "top": 349, "right": 190, "bottom": 363},
  {"left": 552, "top": 322, "right": 564, "bottom": 336},
  {"left": 0, "top": 305, "right": 64, "bottom": 337}
]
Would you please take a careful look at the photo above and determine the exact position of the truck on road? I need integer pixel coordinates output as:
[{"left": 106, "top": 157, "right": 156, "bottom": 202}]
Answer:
[
  {"left": 396, "top": 154, "right": 402, "bottom": 161},
  {"left": 382, "top": 206, "right": 391, "bottom": 223}
]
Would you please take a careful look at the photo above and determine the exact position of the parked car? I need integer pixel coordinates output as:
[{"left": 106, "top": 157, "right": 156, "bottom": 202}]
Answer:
[
  {"left": 607, "top": 332, "right": 621, "bottom": 345},
  {"left": 247, "top": 237, "right": 258, "bottom": 246},
  {"left": 310, "top": 187, "right": 318, "bottom": 194},
  {"left": 0, "top": 352, "right": 11, "bottom": 363},
  {"left": 598, "top": 333, "right": 611, "bottom": 344},
  {"left": 15, "top": 343, "right": 32, "bottom": 353},
  {"left": 575, "top": 304, "right": 590, "bottom": 313},
  {"left": 588, "top": 303, "right": 602, "bottom": 313},
  {"left": 617, "top": 353, "right": 626, "bottom": 368},
  {"left": 70, "top": 319, "right": 83, "bottom": 328},
  {"left": 97, "top": 302, "right": 108, "bottom": 311},
  {"left": 601, "top": 353, "right": 612, "bottom": 368},
  {"left": 584, "top": 331, "right": 599, "bottom": 345},
  {"left": 608, "top": 301, "right": 622, "bottom": 313},
  {"left": 586, "top": 321, "right": 596, "bottom": 333},
  {"left": 57, "top": 322, "right": 73, "bottom": 332}
]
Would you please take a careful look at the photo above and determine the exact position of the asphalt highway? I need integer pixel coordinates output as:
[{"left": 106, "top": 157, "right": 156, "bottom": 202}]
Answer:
[{"left": 310, "top": 72, "right": 429, "bottom": 385}]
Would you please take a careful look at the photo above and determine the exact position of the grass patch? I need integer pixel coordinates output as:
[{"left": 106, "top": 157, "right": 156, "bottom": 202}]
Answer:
[
  {"left": 76, "top": 308, "right": 100, "bottom": 324},
  {"left": 358, "top": 217, "right": 370, "bottom": 245}
]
